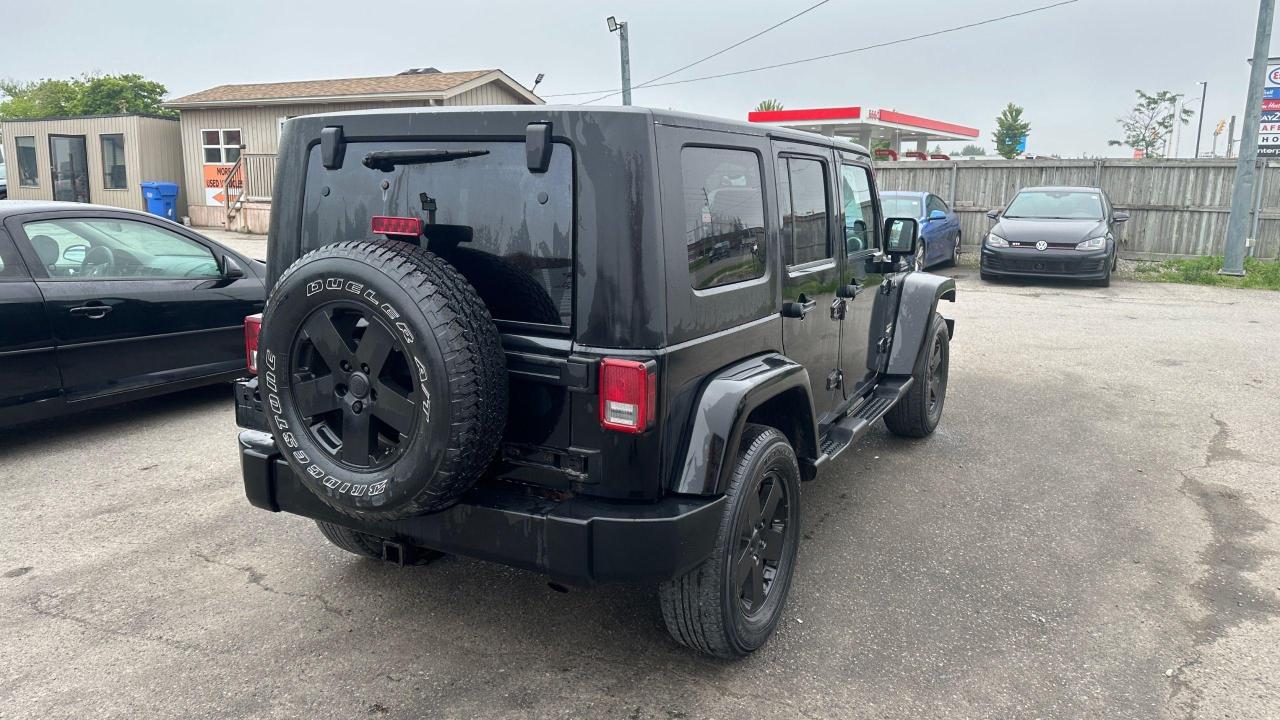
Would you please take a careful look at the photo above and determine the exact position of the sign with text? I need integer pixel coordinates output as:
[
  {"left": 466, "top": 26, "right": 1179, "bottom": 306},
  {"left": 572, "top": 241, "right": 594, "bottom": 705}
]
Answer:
[{"left": 203, "top": 164, "right": 242, "bottom": 206}]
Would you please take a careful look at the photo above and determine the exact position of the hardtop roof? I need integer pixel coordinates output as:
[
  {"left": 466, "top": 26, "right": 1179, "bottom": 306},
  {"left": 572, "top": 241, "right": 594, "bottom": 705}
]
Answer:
[{"left": 293, "top": 105, "right": 870, "bottom": 156}]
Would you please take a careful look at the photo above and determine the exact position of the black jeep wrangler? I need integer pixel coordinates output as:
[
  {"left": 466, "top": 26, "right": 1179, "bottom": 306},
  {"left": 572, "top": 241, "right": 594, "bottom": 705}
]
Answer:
[{"left": 235, "top": 106, "right": 954, "bottom": 658}]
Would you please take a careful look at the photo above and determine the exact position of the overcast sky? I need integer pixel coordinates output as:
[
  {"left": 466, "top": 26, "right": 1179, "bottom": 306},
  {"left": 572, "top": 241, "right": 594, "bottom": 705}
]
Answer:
[{"left": 2, "top": 0, "right": 1272, "bottom": 157}]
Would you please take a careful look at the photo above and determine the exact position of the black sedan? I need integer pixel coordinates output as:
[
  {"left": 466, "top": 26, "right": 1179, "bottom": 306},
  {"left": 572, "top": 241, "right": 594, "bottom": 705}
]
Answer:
[
  {"left": 0, "top": 201, "right": 265, "bottom": 427},
  {"left": 980, "top": 186, "right": 1129, "bottom": 287}
]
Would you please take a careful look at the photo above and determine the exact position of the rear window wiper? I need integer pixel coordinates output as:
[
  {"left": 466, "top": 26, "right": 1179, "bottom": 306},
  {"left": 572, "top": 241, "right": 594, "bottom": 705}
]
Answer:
[{"left": 362, "top": 149, "right": 489, "bottom": 172}]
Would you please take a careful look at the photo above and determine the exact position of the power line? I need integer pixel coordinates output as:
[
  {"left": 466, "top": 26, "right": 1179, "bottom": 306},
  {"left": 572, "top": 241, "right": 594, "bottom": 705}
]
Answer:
[
  {"left": 544, "top": 0, "right": 1078, "bottom": 100},
  {"left": 575, "top": 0, "right": 833, "bottom": 106}
]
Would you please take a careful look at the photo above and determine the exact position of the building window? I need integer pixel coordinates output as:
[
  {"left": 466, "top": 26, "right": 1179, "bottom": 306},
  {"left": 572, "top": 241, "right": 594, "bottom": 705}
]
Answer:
[
  {"left": 100, "top": 134, "right": 127, "bottom": 190},
  {"left": 201, "top": 129, "right": 242, "bottom": 164},
  {"left": 681, "top": 146, "right": 767, "bottom": 290},
  {"left": 15, "top": 136, "right": 39, "bottom": 187}
]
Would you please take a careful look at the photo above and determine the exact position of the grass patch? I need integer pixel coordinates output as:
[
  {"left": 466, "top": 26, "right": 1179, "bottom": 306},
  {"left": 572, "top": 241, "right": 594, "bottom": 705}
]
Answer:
[{"left": 1131, "top": 256, "right": 1280, "bottom": 290}]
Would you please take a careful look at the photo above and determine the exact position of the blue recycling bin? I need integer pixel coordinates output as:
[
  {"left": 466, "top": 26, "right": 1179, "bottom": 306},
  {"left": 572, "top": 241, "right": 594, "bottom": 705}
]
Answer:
[{"left": 141, "top": 181, "right": 180, "bottom": 221}]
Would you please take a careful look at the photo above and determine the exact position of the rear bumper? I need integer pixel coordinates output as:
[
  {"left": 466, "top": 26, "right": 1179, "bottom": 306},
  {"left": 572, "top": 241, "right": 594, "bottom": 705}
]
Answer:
[
  {"left": 980, "top": 247, "right": 1109, "bottom": 279},
  {"left": 238, "top": 428, "right": 724, "bottom": 585}
]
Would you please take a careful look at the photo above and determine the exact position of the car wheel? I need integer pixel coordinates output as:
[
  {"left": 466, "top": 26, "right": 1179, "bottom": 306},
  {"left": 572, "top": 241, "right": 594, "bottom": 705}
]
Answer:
[
  {"left": 1094, "top": 262, "right": 1112, "bottom": 287},
  {"left": 884, "top": 313, "right": 949, "bottom": 438},
  {"left": 943, "top": 232, "right": 960, "bottom": 268},
  {"left": 258, "top": 239, "right": 507, "bottom": 521},
  {"left": 659, "top": 424, "right": 801, "bottom": 658}
]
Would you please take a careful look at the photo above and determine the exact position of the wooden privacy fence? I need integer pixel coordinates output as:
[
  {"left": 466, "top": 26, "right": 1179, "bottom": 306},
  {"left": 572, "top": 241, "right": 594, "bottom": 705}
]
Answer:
[{"left": 873, "top": 158, "right": 1280, "bottom": 260}]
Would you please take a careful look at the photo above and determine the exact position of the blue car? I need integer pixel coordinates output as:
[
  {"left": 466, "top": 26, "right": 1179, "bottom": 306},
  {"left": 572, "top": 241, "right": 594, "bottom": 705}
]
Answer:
[{"left": 880, "top": 191, "right": 961, "bottom": 269}]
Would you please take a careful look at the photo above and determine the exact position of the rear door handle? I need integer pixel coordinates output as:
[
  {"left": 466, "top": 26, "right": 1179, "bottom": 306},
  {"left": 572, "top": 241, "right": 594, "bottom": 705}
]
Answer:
[
  {"left": 70, "top": 305, "right": 112, "bottom": 319},
  {"left": 782, "top": 298, "right": 818, "bottom": 320}
]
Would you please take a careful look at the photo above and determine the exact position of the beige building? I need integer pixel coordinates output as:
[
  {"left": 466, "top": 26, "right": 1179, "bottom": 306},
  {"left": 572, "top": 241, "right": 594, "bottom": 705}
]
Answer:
[
  {"left": 0, "top": 114, "right": 184, "bottom": 212},
  {"left": 164, "top": 68, "right": 543, "bottom": 232}
]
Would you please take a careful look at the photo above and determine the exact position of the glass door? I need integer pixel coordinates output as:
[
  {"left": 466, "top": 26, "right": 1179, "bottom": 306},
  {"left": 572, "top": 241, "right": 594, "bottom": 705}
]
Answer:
[{"left": 49, "top": 135, "right": 90, "bottom": 203}]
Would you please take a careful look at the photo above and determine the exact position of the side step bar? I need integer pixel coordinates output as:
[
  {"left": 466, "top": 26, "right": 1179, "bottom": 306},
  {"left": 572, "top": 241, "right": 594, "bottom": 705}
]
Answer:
[{"left": 812, "top": 376, "right": 914, "bottom": 471}]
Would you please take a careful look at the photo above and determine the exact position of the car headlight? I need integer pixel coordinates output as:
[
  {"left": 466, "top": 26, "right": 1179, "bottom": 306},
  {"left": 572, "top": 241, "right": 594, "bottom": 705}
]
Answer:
[
  {"left": 1076, "top": 236, "right": 1106, "bottom": 251},
  {"left": 985, "top": 233, "right": 1009, "bottom": 248}
]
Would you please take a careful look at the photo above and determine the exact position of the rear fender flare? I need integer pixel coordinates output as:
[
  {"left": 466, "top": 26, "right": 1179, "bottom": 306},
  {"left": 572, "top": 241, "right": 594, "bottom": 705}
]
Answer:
[
  {"left": 673, "top": 354, "right": 819, "bottom": 496},
  {"left": 887, "top": 272, "right": 956, "bottom": 376}
]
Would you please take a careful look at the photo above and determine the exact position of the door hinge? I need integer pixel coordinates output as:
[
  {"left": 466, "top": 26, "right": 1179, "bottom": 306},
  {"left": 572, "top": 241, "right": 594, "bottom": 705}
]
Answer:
[
  {"left": 880, "top": 280, "right": 894, "bottom": 295},
  {"left": 830, "top": 299, "right": 846, "bottom": 320},
  {"left": 877, "top": 335, "right": 893, "bottom": 354},
  {"left": 826, "top": 370, "right": 843, "bottom": 390}
]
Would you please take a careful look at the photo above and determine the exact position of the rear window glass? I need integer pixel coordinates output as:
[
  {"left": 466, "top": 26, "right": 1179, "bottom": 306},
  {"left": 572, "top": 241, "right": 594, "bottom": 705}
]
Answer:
[
  {"left": 682, "top": 147, "right": 766, "bottom": 290},
  {"left": 302, "top": 141, "right": 573, "bottom": 327}
]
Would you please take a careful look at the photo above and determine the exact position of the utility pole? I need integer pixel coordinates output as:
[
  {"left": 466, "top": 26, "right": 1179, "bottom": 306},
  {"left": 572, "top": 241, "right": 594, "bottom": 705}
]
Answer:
[
  {"left": 1194, "top": 81, "right": 1208, "bottom": 157},
  {"left": 1222, "top": 0, "right": 1275, "bottom": 276},
  {"left": 607, "top": 16, "right": 632, "bottom": 106}
]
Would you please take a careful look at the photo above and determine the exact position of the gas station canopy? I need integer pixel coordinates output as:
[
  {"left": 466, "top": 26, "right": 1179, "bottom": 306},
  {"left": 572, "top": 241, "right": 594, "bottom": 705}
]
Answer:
[{"left": 747, "top": 106, "right": 980, "bottom": 155}]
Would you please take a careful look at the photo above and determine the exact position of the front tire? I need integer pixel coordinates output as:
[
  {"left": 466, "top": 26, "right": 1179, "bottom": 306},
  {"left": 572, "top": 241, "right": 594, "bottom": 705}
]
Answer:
[
  {"left": 884, "top": 313, "right": 950, "bottom": 438},
  {"left": 659, "top": 424, "right": 801, "bottom": 658}
]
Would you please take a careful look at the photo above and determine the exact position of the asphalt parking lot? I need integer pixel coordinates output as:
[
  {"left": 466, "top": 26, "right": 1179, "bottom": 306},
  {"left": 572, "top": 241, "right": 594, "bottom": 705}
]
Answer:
[{"left": 2, "top": 266, "right": 1277, "bottom": 720}]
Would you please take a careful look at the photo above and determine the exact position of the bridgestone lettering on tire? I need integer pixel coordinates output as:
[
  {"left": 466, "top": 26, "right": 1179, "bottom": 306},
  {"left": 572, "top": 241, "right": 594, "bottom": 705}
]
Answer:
[{"left": 259, "top": 240, "right": 506, "bottom": 520}]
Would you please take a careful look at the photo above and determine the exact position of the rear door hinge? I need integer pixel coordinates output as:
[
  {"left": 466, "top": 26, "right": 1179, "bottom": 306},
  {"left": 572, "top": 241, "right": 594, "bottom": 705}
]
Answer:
[
  {"left": 826, "top": 369, "right": 843, "bottom": 391},
  {"left": 830, "top": 299, "right": 846, "bottom": 320}
]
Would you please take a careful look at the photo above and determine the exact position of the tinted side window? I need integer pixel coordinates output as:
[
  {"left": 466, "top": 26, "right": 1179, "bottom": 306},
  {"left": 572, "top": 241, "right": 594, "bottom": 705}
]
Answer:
[
  {"left": 779, "top": 157, "right": 830, "bottom": 266},
  {"left": 840, "top": 164, "right": 878, "bottom": 256},
  {"left": 0, "top": 234, "right": 29, "bottom": 279},
  {"left": 22, "top": 218, "right": 220, "bottom": 279},
  {"left": 682, "top": 147, "right": 767, "bottom": 290}
]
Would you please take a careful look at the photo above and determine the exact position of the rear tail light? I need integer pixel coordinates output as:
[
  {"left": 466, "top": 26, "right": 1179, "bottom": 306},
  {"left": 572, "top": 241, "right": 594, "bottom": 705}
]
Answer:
[
  {"left": 371, "top": 215, "right": 423, "bottom": 237},
  {"left": 245, "top": 313, "right": 263, "bottom": 374},
  {"left": 599, "top": 358, "right": 657, "bottom": 433}
]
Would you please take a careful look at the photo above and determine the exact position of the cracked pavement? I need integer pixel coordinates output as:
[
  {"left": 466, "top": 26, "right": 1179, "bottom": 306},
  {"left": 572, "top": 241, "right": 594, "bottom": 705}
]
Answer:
[{"left": 1, "top": 269, "right": 1277, "bottom": 719}]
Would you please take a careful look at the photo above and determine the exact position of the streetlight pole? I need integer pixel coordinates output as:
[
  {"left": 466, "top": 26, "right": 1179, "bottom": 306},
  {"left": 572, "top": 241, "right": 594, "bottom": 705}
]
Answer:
[
  {"left": 1194, "top": 81, "right": 1208, "bottom": 158},
  {"left": 607, "top": 16, "right": 632, "bottom": 106},
  {"left": 1222, "top": 0, "right": 1276, "bottom": 276}
]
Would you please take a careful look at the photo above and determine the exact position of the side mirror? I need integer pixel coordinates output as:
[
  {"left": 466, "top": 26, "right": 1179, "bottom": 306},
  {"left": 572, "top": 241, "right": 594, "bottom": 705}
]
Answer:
[
  {"left": 63, "top": 244, "right": 88, "bottom": 263},
  {"left": 986, "top": 209, "right": 1001, "bottom": 220},
  {"left": 884, "top": 217, "right": 920, "bottom": 257},
  {"left": 927, "top": 209, "right": 948, "bottom": 222},
  {"left": 1112, "top": 211, "right": 1130, "bottom": 223},
  {"left": 222, "top": 255, "right": 245, "bottom": 279}
]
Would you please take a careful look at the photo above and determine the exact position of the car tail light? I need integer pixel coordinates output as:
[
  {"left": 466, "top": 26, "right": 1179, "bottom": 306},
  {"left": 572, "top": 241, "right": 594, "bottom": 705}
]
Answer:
[
  {"left": 599, "top": 358, "right": 656, "bottom": 433},
  {"left": 245, "top": 313, "right": 263, "bottom": 374},
  {"left": 371, "top": 215, "right": 423, "bottom": 237}
]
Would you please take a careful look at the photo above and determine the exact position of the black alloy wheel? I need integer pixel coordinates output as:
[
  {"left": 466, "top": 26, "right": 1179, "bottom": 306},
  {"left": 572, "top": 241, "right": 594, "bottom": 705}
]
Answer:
[
  {"left": 925, "top": 330, "right": 947, "bottom": 423},
  {"left": 734, "top": 468, "right": 792, "bottom": 616},
  {"left": 289, "top": 302, "right": 420, "bottom": 470}
]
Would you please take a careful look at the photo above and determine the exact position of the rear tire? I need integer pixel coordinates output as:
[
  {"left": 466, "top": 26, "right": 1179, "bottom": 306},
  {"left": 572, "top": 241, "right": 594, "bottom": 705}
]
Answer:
[
  {"left": 943, "top": 232, "right": 960, "bottom": 267},
  {"left": 659, "top": 424, "right": 801, "bottom": 658},
  {"left": 884, "top": 313, "right": 949, "bottom": 438}
]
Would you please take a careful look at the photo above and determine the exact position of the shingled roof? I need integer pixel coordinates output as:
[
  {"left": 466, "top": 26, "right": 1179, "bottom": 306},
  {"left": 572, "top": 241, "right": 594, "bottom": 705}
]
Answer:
[{"left": 165, "top": 69, "right": 541, "bottom": 107}]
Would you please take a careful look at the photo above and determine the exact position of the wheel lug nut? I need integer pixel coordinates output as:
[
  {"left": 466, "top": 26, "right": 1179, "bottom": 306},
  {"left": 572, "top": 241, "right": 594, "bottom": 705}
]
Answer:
[{"left": 352, "top": 400, "right": 363, "bottom": 413}]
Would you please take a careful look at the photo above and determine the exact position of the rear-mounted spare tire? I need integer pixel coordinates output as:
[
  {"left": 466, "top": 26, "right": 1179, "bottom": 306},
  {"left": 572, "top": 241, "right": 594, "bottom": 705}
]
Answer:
[{"left": 257, "top": 240, "right": 506, "bottom": 520}]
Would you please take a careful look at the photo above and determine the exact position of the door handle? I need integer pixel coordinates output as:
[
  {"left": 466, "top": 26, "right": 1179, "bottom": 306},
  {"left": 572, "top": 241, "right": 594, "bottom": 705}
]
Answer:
[
  {"left": 837, "top": 283, "right": 864, "bottom": 299},
  {"left": 782, "top": 298, "right": 817, "bottom": 320},
  {"left": 70, "top": 305, "right": 112, "bottom": 319}
]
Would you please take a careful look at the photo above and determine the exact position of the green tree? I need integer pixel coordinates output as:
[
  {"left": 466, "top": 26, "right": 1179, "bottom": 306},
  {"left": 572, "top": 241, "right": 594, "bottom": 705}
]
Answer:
[
  {"left": 992, "top": 103, "right": 1030, "bottom": 159},
  {"left": 1107, "top": 89, "right": 1193, "bottom": 159},
  {"left": 958, "top": 144, "right": 987, "bottom": 156},
  {"left": 753, "top": 98, "right": 784, "bottom": 112},
  {"left": 0, "top": 73, "right": 176, "bottom": 119}
]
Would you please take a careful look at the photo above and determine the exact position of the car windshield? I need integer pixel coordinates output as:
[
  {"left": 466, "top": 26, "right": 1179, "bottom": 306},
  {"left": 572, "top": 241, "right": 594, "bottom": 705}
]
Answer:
[
  {"left": 881, "top": 196, "right": 923, "bottom": 218},
  {"left": 1004, "top": 190, "right": 1104, "bottom": 220}
]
